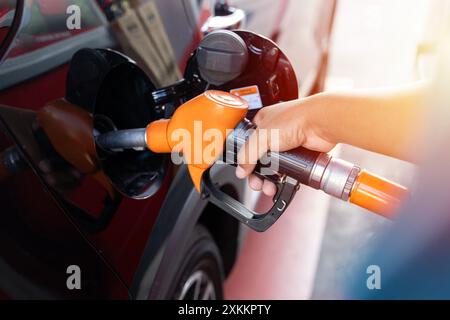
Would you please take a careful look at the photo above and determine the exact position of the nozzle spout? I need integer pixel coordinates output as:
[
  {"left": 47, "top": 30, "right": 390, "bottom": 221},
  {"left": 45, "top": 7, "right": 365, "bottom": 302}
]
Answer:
[{"left": 95, "top": 128, "right": 147, "bottom": 151}]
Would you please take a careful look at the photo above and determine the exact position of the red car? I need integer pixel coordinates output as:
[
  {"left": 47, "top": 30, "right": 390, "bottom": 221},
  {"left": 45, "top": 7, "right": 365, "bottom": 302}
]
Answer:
[{"left": 0, "top": 0, "right": 336, "bottom": 299}]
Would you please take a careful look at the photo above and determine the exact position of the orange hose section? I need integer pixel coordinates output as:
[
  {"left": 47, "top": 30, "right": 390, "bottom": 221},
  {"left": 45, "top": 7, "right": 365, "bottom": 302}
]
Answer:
[{"left": 349, "top": 170, "right": 409, "bottom": 219}]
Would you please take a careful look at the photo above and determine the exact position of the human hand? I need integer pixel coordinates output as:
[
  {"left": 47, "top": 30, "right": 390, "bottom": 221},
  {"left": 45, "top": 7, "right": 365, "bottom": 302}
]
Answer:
[{"left": 235, "top": 96, "right": 336, "bottom": 196}]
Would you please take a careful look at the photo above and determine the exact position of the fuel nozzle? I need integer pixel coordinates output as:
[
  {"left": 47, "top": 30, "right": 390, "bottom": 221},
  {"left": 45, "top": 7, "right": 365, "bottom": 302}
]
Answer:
[
  {"left": 93, "top": 90, "right": 408, "bottom": 220},
  {"left": 227, "top": 118, "right": 408, "bottom": 218},
  {"left": 95, "top": 90, "right": 248, "bottom": 191}
]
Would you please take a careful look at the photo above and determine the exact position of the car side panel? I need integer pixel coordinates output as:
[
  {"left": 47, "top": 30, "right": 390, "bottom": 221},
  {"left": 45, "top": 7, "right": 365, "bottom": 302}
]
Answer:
[
  {"left": 0, "top": 107, "right": 129, "bottom": 299},
  {"left": 131, "top": 164, "right": 247, "bottom": 299},
  {"left": 0, "top": 0, "right": 199, "bottom": 292}
]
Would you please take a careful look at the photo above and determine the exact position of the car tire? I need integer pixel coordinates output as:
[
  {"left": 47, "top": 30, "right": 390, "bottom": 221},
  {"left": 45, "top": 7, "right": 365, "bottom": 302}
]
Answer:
[{"left": 169, "top": 224, "right": 224, "bottom": 300}]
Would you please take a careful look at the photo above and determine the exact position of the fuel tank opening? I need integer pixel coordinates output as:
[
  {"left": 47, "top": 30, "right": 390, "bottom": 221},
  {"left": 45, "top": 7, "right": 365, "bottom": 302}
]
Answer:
[{"left": 67, "top": 49, "right": 169, "bottom": 199}]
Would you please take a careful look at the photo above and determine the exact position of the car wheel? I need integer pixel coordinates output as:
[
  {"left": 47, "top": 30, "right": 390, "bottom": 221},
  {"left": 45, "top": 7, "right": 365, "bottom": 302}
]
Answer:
[{"left": 170, "top": 224, "right": 224, "bottom": 300}]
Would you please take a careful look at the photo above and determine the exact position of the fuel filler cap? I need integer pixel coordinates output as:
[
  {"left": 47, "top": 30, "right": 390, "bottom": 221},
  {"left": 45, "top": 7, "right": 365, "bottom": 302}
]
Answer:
[{"left": 196, "top": 30, "right": 249, "bottom": 86}]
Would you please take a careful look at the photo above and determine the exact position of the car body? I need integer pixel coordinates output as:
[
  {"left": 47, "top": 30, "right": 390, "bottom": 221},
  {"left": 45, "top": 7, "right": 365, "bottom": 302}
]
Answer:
[{"left": 0, "top": 0, "right": 336, "bottom": 299}]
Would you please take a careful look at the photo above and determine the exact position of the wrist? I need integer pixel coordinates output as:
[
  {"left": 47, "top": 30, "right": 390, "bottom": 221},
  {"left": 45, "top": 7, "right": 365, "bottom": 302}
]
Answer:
[{"left": 300, "top": 93, "right": 339, "bottom": 145}]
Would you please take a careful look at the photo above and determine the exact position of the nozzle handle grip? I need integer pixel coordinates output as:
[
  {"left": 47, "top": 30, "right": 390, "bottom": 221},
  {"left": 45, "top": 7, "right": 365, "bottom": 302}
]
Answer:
[
  {"left": 202, "top": 168, "right": 300, "bottom": 232},
  {"left": 262, "top": 147, "right": 321, "bottom": 185}
]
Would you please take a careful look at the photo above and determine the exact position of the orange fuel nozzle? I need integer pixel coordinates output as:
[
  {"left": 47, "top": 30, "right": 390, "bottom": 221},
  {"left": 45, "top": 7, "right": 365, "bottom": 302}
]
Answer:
[{"left": 146, "top": 90, "right": 248, "bottom": 191}]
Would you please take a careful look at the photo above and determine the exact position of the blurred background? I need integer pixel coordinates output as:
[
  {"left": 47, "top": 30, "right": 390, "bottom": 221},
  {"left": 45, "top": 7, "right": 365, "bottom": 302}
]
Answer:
[{"left": 225, "top": 0, "right": 447, "bottom": 299}]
